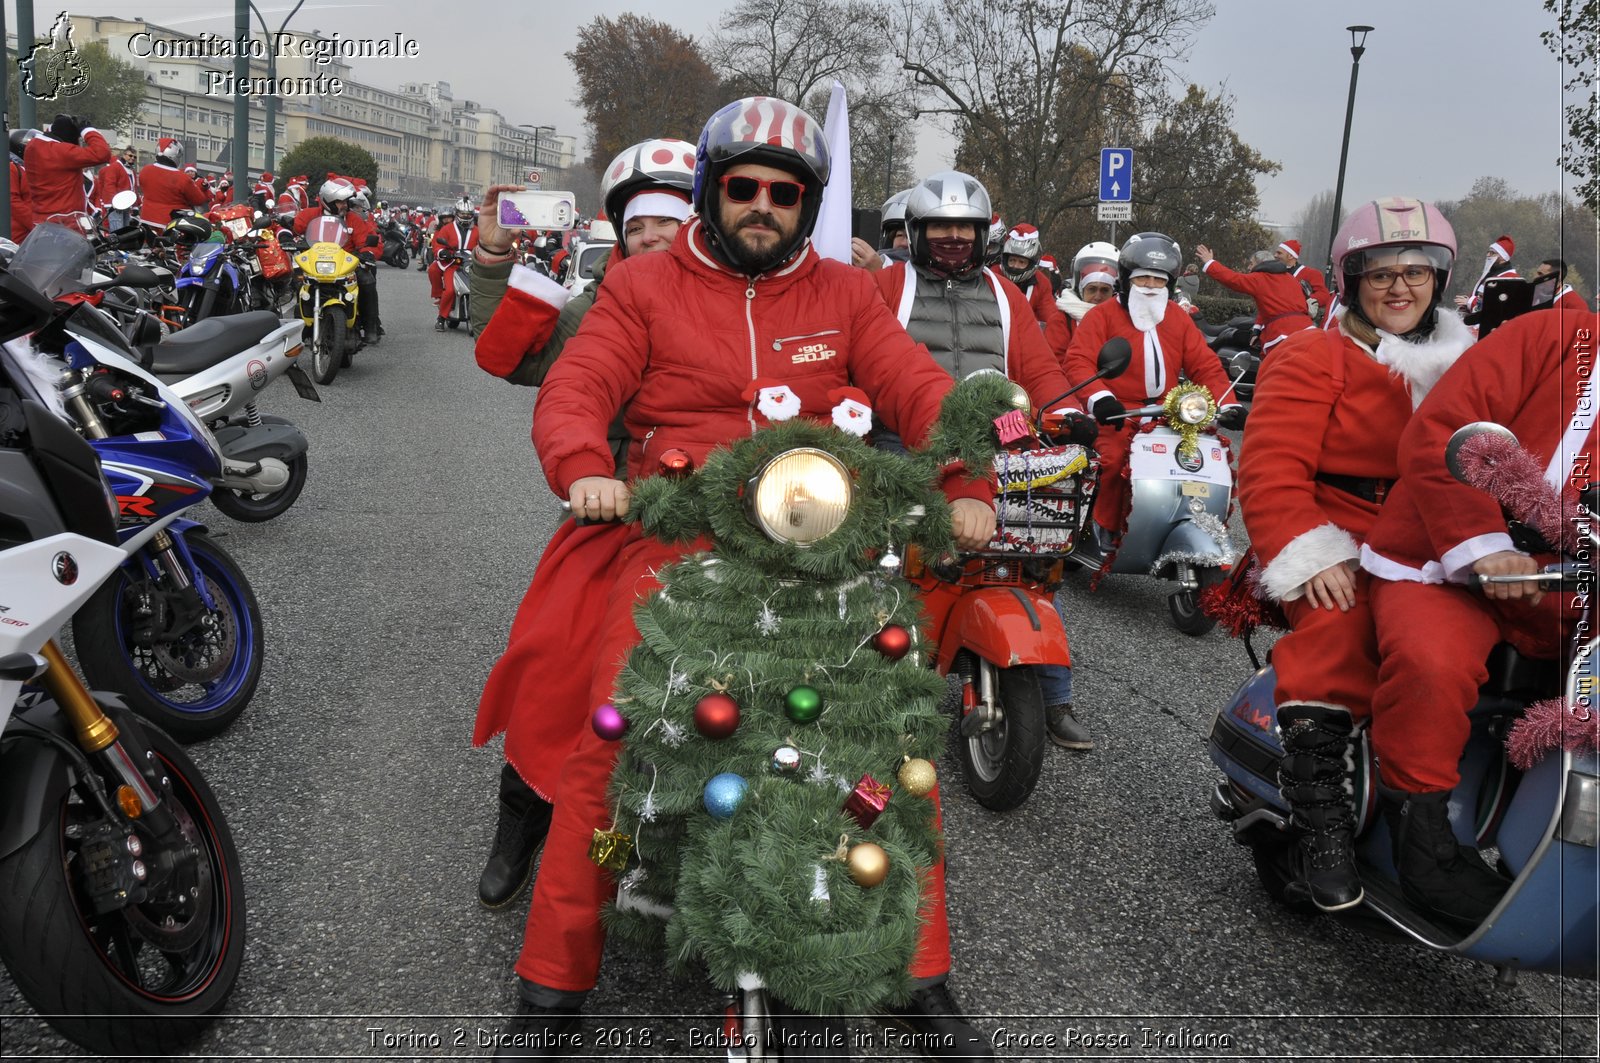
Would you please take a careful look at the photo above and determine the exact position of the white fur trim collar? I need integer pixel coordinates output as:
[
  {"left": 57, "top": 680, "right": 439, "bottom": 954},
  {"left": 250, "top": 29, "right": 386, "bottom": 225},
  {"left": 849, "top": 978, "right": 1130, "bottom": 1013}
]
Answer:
[{"left": 1339, "top": 308, "right": 1473, "bottom": 409}]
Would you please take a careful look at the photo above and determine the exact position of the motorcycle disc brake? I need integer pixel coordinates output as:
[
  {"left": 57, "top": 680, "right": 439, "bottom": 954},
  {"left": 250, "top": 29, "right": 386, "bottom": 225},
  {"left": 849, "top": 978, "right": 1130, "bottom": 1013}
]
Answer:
[
  {"left": 151, "top": 573, "right": 238, "bottom": 684},
  {"left": 121, "top": 803, "right": 215, "bottom": 953}
]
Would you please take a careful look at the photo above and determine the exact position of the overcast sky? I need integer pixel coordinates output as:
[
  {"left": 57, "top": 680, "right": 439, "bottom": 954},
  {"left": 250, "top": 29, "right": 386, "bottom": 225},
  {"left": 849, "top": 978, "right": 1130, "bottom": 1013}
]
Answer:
[{"left": 44, "top": 0, "right": 1576, "bottom": 224}]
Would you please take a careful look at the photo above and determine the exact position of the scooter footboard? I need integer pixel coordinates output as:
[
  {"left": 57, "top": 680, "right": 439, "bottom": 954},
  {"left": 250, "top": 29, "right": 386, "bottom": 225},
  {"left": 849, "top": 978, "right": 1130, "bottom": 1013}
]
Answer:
[
  {"left": 933, "top": 587, "right": 1069, "bottom": 672},
  {"left": 213, "top": 421, "right": 308, "bottom": 464}
]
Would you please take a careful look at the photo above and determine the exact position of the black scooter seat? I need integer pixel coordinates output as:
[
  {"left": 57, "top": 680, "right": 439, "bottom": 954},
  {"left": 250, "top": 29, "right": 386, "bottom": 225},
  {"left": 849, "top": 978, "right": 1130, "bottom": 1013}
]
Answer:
[{"left": 145, "top": 311, "right": 284, "bottom": 376}]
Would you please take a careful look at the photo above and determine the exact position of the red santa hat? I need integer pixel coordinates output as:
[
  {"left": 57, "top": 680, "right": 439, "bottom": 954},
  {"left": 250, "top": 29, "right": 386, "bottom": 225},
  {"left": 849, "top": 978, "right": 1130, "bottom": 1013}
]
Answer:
[
  {"left": 1006, "top": 223, "right": 1040, "bottom": 246},
  {"left": 1489, "top": 235, "right": 1515, "bottom": 260},
  {"left": 157, "top": 136, "right": 182, "bottom": 160},
  {"left": 182, "top": 164, "right": 197, "bottom": 176},
  {"left": 1277, "top": 239, "right": 1301, "bottom": 259},
  {"left": 1040, "top": 254, "right": 1058, "bottom": 272},
  {"left": 474, "top": 265, "right": 572, "bottom": 379},
  {"left": 260, "top": 171, "right": 273, "bottom": 181}
]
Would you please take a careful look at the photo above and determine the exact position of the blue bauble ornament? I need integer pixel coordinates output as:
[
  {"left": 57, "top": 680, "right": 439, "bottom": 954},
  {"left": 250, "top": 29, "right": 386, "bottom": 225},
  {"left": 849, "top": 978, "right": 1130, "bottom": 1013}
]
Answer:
[{"left": 703, "top": 773, "right": 748, "bottom": 820}]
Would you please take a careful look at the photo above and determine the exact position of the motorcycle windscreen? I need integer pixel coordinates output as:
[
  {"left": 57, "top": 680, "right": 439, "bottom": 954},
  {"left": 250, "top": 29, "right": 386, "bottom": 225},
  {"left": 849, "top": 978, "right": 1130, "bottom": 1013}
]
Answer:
[
  {"left": 305, "top": 216, "right": 349, "bottom": 246},
  {"left": 8, "top": 222, "right": 96, "bottom": 298}
]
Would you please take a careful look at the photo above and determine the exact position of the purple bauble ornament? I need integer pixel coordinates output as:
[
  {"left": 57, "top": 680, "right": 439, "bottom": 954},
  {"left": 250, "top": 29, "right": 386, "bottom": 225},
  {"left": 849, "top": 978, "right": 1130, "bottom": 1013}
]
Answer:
[{"left": 591, "top": 703, "right": 628, "bottom": 742}]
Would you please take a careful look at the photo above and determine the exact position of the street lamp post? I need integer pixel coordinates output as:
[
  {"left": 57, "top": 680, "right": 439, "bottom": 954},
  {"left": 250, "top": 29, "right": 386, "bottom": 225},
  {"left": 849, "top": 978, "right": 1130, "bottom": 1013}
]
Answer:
[
  {"left": 1326, "top": 25, "right": 1373, "bottom": 278},
  {"left": 248, "top": 0, "right": 307, "bottom": 180}
]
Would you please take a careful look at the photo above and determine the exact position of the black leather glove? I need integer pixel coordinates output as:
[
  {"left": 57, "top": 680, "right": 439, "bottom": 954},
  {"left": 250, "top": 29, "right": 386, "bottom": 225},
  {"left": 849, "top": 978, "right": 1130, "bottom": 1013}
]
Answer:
[
  {"left": 356, "top": 250, "right": 375, "bottom": 264},
  {"left": 1091, "top": 395, "right": 1127, "bottom": 425},
  {"left": 1061, "top": 409, "right": 1100, "bottom": 446},
  {"left": 1217, "top": 405, "right": 1248, "bottom": 431}
]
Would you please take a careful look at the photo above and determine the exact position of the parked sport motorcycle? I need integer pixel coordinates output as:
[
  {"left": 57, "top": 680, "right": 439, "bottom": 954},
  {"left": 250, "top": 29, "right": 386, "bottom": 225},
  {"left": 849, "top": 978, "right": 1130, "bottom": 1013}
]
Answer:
[
  {"left": 436, "top": 246, "right": 472, "bottom": 333},
  {"left": 10, "top": 224, "right": 266, "bottom": 740},
  {"left": 1077, "top": 372, "right": 1244, "bottom": 636},
  {"left": 1207, "top": 422, "right": 1597, "bottom": 980},
  {"left": 293, "top": 216, "right": 364, "bottom": 384},
  {"left": 903, "top": 351, "right": 1127, "bottom": 811},
  {"left": 0, "top": 271, "right": 247, "bottom": 1056}
]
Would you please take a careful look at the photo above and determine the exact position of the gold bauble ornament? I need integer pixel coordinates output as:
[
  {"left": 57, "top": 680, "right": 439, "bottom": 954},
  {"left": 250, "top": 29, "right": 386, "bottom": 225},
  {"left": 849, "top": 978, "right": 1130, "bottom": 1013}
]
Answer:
[
  {"left": 897, "top": 757, "right": 937, "bottom": 797},
  {"left": 846, "top": 842, "right": 889, "bottom": 888}
]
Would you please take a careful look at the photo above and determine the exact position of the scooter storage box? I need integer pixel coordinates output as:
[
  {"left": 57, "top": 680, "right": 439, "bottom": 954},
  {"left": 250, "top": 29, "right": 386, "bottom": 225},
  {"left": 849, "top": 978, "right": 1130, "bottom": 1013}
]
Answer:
[
  {"left": 987, "top": 444, "right": 1094, "bottom": 554},
  {"left": 255, "top": 240, "right": 291, "bottom": 279}
]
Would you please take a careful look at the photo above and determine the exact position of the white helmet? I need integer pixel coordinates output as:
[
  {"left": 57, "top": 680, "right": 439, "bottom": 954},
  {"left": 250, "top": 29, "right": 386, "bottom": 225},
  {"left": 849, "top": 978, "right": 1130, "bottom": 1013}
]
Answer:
[
  {"left": 880, "top": 187, "right": 912, "bottom": 246},
  {"left": 600, "top": 138, "right": 695, "bottom": 228},
  {"left": 1071, "top": 240, "right": 1119, "bottom": 290},
  {"left": 318, "top": 177, "right": 356, "bottom": 208}
]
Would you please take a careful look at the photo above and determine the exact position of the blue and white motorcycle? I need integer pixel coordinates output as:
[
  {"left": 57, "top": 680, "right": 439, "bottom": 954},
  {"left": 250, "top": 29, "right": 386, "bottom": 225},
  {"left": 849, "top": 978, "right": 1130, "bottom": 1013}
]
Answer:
[{"left": 8, "top": 223, "right": 265, "bottom": 741}]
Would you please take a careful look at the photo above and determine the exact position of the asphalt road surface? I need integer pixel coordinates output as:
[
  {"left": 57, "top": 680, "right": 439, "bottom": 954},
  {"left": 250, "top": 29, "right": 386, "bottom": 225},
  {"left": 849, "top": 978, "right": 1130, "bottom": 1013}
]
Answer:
[{"left": 4, "top": 264, "right": 1596, "bottom": 1061}]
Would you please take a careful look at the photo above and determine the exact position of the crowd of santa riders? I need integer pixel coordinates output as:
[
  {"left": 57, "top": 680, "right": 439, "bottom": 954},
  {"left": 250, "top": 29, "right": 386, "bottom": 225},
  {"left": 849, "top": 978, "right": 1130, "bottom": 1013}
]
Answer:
[{"left": 9, "top": 98, "right": 1593, "bottom": 1060}]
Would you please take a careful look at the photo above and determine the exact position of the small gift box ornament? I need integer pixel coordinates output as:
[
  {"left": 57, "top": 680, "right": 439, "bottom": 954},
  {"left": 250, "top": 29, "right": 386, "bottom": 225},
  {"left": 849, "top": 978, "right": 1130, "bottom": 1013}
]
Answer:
[
  {"left": 588, "top": 828, "right": 633, "bottom": 872},
  {"left": 843, "top": 773, "right": 892, "bottom": 829}
]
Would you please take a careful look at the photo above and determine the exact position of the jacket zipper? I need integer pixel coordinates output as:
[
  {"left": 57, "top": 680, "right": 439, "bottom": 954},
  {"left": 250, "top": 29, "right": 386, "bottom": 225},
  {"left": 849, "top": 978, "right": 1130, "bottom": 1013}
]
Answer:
[
  {"left": 744, "top": 284, "right": 758, "bottom": 435},
  {"left": 770, "top": 328, "right": 840, "bottom": 351}
]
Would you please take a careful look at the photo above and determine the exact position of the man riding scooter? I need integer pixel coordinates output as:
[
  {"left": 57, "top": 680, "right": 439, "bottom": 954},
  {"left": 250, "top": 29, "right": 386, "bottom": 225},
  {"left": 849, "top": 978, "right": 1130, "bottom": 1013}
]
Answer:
[
  {"left": 431, "top": 199, "right": 478, "bottom": 331},
  {"left": 292, "top": 177, "right": 383, "bottom": 347}
]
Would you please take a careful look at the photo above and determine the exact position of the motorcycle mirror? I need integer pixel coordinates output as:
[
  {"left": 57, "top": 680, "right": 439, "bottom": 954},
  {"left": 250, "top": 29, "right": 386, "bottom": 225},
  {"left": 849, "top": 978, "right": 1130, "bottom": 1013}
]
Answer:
[
  {"left": 1445, "top": 422, "right": 1520, "bottom": 485},
  {"left": 110, "top": 189, "right": 138, "bottom": 211},
  {"left": 254, "top": 210, "right": 265, "bottom": 222},
  {"left": 365, "top": 234, "right": 380, "bottom": 247},
  {"left": 1097, "top": 337, "right": 1132, "bottom": 379}
]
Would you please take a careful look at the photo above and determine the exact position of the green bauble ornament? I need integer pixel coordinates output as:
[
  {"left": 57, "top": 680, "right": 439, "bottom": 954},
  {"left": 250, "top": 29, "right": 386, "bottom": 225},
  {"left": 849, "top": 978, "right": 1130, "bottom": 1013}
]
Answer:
[{"left": 784, "top": 684, "right": 823, "bottom": 723}]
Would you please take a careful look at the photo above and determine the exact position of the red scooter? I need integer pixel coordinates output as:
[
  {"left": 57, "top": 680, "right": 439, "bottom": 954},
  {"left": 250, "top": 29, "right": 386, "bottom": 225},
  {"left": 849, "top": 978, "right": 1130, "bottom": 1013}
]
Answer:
[{"left": 904, "top": 342, "right": 1132, "bottom": 810}]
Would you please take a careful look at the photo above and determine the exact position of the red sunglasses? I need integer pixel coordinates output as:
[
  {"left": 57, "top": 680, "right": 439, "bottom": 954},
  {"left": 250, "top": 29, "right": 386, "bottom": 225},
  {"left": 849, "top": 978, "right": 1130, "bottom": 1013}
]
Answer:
[{"left": 719, "top": 174, "right": 804, "bottom": 208}]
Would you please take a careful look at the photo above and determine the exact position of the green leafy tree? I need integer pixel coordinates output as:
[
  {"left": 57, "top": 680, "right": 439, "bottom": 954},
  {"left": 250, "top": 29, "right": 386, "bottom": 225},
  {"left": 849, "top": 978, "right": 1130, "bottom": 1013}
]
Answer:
[
  {"left": 1542, "top": 0, "right": 1598, "bottom": 213},
  {"left": 274, "top": 136, "right": 379, "bottom": 196},
  {"left": 567, "top": 15, "right": 721, "bottom": 174},
  {"left": 8, "top": 41, "right": 147, "bottom": 135},
  {"left": 1438, "top": 176, "right": 1599, "bottom": 300}
]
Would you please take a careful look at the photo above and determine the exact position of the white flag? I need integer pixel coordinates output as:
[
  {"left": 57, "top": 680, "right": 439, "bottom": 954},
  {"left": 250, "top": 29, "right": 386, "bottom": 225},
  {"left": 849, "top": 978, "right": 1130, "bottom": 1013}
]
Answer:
[{"left": 813, "top": 80, "right": 853, "bottom": 264}]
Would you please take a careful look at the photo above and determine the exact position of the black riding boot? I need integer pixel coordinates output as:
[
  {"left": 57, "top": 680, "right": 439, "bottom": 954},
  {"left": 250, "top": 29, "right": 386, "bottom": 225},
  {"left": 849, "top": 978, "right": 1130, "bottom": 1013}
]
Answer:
[
  {"left": 1277, "top": 704, "right": 1363, "bottom": 911},
  {"left": 1379, "top": 782, "right": 1507, "bottom": 926},
  {"left": 478, "top": 763, "right": 553, "bottom": 908},
  {"left": 492, "top": 980, "right": 584, "bottom": 1059},
  {"left": 882, "top": 976, "right": 994, "bottom": 1059}
]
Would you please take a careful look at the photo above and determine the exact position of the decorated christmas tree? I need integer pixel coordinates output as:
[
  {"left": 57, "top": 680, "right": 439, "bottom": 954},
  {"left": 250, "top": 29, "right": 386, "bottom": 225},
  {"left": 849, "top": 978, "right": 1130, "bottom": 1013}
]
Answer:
[{"left": 596, "top": 376, "right": 1019, "bottom": 1016}]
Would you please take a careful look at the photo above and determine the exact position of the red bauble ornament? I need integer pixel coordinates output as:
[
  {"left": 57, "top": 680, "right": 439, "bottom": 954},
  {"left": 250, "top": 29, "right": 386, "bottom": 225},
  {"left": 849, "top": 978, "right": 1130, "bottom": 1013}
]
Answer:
[
  {"left": 694, "top": 693, "right": 741, "bottom": 739},
  {"left": 658, "top": 449, "right": 695, "bottom": 479},
  {"left": 874, "top": 624, "right": 911, "bottom": 660}
]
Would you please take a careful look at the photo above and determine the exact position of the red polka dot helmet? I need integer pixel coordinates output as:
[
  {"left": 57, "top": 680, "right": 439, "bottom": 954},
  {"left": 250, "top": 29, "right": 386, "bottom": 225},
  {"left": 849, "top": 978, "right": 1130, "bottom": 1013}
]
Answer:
[{"left": 600, "top": 138, "right": 697, "bottom": 240}]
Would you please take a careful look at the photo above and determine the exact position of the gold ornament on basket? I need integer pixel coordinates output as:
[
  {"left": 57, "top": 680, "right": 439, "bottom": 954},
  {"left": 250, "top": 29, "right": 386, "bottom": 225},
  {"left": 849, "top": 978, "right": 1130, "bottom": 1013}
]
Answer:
[
  {"left": 1160, "top": 382, "right": 1218, "bottom": 460},
  {"left": 588, "top": 828, "right": 633, "bottom": 872},
  {"left": 846, "top": 842, "right": 889, "bottom": 888},
  {"left": 897, "top": 756, "right": 937, "bottom": 797}
]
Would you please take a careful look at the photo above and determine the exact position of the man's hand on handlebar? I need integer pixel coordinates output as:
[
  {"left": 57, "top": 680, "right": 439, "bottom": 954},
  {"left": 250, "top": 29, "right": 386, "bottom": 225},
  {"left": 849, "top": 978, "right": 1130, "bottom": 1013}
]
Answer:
[
  {"left": 1475, "top": 550, "right": 1543, "bottom": 605},
  {"left": 569, "top": 476, "right": 630, "bottom": 522},
  {"left": 1092, "top": 396, "right": 1126, "bottom": 425},
  {"left": 950, "top": 498, "right": 997, "bottom": 551}
]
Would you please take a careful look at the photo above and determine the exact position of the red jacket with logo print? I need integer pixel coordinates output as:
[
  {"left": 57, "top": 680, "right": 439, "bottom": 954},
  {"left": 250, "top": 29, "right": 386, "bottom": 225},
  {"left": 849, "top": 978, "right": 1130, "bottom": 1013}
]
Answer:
[{"left": 534, "top": 217, "right": 991, "bottom": 503}]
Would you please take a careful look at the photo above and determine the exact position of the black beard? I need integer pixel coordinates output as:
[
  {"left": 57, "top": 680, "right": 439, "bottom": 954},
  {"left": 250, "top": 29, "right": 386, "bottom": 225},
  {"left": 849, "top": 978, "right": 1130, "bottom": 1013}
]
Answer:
[{"left": 728, "top": 211, "right": 794, "bottom": 273}]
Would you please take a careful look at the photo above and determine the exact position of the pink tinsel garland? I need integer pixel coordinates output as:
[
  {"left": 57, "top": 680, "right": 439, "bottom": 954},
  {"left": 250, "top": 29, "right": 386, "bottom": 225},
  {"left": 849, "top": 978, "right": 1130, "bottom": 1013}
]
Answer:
[
  {"left": 1507, "top": 697, "right": 1600, "bottom": 770},
  {"left": 1456, "top": 433, "right": 1580, "bottom": 554}
]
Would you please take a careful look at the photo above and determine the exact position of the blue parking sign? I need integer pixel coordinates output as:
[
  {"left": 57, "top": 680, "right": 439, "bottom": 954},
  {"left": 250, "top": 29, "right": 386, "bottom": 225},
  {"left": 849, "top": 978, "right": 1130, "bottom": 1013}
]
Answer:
[{"left": 1099, "top": 148, "right": 1133, "bottom": 201}]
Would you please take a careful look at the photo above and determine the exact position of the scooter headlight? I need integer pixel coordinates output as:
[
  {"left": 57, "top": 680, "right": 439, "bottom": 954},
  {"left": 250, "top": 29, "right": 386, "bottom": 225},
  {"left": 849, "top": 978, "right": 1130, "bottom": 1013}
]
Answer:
[
  {"left": 1177, "top": 392, "right": 1212, "bottom": 425},
  {"left": 746, "top": 448, "right": 852, "bottom": 546},
  {"left": 315, "top": 261, "right": 336, "bottom": 275}
]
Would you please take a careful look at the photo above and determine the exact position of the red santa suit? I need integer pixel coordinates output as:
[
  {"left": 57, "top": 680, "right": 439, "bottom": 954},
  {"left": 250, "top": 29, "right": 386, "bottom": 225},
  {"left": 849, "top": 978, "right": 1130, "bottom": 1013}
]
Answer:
[
  {"left": 1237, "top": 308, "right": 1473, "bottom": 717},
  {"left": 1065, "top": 293, "right": 1240, "bottom": 535},
  {"left": 1024, "top": 277, "right": 1073, "bottom": 364},
  {"left": 873, "top": 261, "right": 1074, "bottom": 411},
  {"left": 428, "top": 217, "right": 478, "bottom": 318},
  {"left": 292, "top": 204, "right": 378, "bottom": 254},
  {"left": 136, "top": 160, "right": 211, "bottom": 226},
  {"left": 1201, "top": 257, "right": 1317, "bottom": 352},
  {"left": 90, "top": 157, "right": 134, "bottom": 212},
  {"left": 9, "top": 159, "right": 34, "bottom": 242},
  {"left": 23, "top": 128, "right": 110, "bottom": 223},
  {"left": 1361, "top": 310, "right": 1596, "bottom": 790},
  {"left": 1293, "top": 263, "right": 1334, "bottom": 318},
  {"left": 479, "top": 218, "right": 992, "bottom": 993}
]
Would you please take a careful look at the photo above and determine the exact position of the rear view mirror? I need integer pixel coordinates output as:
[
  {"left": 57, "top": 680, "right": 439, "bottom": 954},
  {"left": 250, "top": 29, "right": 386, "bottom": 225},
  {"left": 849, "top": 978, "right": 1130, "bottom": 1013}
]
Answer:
[
  {"left": 110, "top": 189, "right": 138, "bottom": 211},
  {"left": 1445, "top": 422, "right": 1519, "bottom": 486},
  {"left": 1097, "top": 337, "right": 1132, "bottom": 378}
]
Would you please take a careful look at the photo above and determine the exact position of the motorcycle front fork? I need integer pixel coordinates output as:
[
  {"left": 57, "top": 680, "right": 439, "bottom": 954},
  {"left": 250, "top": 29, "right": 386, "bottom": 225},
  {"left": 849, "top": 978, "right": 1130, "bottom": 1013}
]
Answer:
[{"left": 957, "top": 656, "right": 1000, "bottom": 737}]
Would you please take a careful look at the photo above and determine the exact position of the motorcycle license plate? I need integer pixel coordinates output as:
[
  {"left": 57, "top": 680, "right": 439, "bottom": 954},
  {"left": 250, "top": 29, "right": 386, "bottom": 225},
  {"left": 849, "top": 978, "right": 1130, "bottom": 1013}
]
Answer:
[
  {"left": 286, "top": 364, "right": 322, "bottom": 401},
  {"left": 1180, "top": 481, "right": 1211, "bottom": 497}
]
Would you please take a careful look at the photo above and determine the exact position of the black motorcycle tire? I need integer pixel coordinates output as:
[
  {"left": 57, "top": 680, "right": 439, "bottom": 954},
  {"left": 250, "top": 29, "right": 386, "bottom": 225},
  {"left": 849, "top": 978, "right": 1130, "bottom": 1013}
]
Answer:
[
  {"left": 1169, "top": 566, "right": 1224, "bottom": 637},
  {"left": 74, "top": 532, "right": 264, "bottom": 742},
  {"left": 0, "top": 719, "right": 247, "bottom": 1056},
  {"left": 955, "top": 662, "right": 1046, "bottom": 812},
  {"left": 393, "top": 246, "right": 410, "bottom": 269},
  {"left": 1247, "top": 836, "right": 1320, "bottom": 915},
  {"left": 311, "top": 308, "right": 344, "bottom": 385},
  {"left": 209, "top": 452, "right": 308, "bottom": 522}
]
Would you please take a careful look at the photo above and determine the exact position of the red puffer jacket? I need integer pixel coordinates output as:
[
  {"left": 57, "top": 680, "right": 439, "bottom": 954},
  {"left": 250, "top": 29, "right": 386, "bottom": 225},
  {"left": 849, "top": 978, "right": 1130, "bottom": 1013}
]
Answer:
[{"left": 534, "top": 217, "right": 990, "bottom": 501}]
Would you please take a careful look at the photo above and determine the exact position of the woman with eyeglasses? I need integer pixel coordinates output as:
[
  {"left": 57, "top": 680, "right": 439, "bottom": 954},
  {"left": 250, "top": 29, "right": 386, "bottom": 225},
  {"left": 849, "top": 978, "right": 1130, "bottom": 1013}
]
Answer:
[{"left": 1235, "top": 197, "right": 1475, "bottom": 913}]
